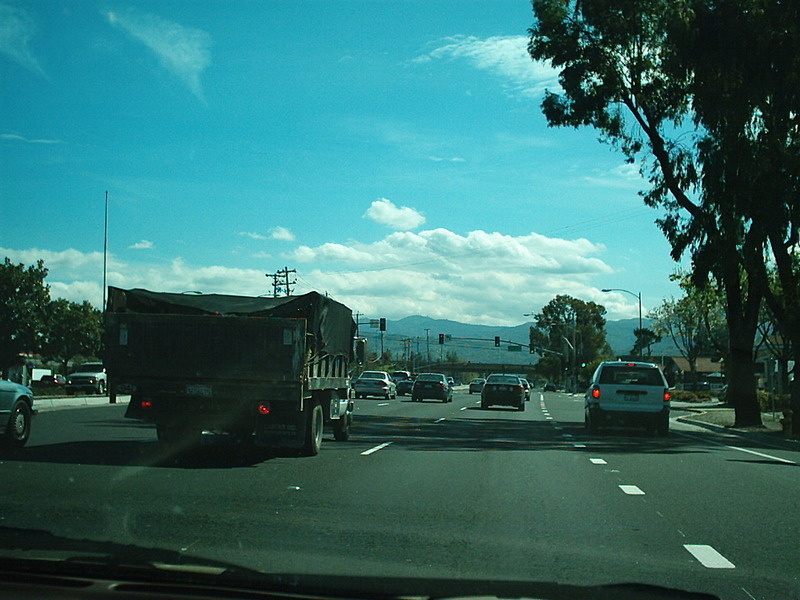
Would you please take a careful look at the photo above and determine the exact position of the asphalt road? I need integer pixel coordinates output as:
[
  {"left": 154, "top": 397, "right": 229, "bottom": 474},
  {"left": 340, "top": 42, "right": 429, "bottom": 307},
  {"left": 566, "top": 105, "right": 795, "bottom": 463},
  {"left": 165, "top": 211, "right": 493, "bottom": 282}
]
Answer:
[{"left": 1, "top": 388, "right": 798, "bottom": 600}]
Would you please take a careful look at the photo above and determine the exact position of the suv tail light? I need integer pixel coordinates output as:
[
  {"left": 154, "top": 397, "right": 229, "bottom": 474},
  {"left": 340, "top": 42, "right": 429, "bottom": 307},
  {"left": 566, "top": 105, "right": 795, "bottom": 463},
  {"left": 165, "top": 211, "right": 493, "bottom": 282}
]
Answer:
[
  {"left": 663, "top": 389, "right": 671, "bottom": 402},
  {"left": 590, "top": 386, "right": 601, "bottom": 399}
]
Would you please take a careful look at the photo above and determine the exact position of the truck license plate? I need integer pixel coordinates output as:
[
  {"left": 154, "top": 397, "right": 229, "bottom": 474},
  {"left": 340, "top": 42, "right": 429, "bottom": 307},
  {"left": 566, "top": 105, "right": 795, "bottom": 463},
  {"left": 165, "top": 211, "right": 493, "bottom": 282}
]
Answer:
[{"left": 186, "top": 384, "right": 213, "bottom": 397}]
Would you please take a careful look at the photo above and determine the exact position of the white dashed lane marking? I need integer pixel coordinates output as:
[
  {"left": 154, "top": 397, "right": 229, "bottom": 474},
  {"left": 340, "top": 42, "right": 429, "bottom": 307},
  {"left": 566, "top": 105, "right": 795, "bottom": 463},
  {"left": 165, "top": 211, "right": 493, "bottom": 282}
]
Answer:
[
  {"left": 590, "top": 458, "right": 607, "bottom": 464},
  {"left": 619, "top": 485, "right": 645, "bottom": 495},
  {"left": 684, "top": 544, "right": 736, "bottom": 569},
  {"left": 360, "top": 442, "right": 392, "bottom": 456}
]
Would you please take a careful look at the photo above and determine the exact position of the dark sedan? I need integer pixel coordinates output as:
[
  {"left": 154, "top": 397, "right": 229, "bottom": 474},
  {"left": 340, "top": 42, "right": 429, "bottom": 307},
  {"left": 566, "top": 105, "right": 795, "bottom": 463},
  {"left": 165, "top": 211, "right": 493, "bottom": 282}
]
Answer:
[
  {"left": 481, "top": 373, "right": 525, "bottom": 411},
  {"left": 411, "top": 373, "right": 453, "bottom": 403},
  {"left": 396, "top": 378, "right": 415, "bottom": 396}
]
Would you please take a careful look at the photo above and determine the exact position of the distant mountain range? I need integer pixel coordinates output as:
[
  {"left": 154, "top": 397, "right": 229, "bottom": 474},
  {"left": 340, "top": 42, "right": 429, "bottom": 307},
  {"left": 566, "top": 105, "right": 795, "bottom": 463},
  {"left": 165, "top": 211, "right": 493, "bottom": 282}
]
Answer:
[{"left": 359, "top": 316, "right": 679, "bottom": 366}]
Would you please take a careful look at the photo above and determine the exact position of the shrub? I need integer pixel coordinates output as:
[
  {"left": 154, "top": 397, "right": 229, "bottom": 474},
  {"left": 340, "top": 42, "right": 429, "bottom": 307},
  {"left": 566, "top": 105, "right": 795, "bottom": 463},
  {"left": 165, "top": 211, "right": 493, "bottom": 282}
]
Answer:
[
  {"left": 670, "top": 389, "right": 699, "bottom": 402},
  {"left": 758, "top": 391, "right": 791, "bottom": 412}
]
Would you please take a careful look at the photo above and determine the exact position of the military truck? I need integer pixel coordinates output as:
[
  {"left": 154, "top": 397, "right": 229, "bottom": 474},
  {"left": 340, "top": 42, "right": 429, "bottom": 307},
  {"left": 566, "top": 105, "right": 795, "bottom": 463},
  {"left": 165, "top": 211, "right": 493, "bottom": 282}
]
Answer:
[{"left": 104, "top": 287, "right": 361, "bottom": 455}]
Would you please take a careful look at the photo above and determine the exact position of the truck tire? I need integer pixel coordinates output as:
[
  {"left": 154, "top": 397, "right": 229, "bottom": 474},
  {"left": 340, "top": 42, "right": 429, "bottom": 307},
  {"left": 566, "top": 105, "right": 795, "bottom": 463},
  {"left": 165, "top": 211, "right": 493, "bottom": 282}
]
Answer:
[
  {"left": 333, "top": 412, "right": 351, "bottom": 441},
  {"left": 302, "top": 403, "right": 324, "bottom": 456},
  {"left": 2, "top": 401, "right": 31, "bottom": 448}
]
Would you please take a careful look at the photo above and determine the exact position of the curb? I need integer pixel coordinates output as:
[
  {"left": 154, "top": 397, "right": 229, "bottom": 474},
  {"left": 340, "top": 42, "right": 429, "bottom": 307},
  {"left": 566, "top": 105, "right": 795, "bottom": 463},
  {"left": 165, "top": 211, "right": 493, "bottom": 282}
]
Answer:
[
  {"left": 34, "top": 396, "right": 131, "bottom": 412},
  {"left": 677, "top": 413, "right": 800, "bottom": 451}
]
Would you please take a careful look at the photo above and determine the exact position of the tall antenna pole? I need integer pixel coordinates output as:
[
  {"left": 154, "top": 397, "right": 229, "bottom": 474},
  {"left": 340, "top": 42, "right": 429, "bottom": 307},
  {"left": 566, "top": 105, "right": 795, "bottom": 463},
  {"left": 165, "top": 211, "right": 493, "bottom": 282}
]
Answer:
[{"left": 103, "top": 190, "right": 108, "bottom": 310}]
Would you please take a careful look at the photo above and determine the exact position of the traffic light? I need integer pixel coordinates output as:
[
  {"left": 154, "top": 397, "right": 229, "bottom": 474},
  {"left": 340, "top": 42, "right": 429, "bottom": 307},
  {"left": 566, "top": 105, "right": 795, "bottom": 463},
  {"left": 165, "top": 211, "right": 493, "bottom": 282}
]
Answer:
[
  {"left": 379, "top": 317, "right": 386, "bottom": 331},
  {"left": 494, "top": 336, "right": 500, "bottom": 347},
  {"left": 438, "top": 333, "right": 445, "bottom": 345}
]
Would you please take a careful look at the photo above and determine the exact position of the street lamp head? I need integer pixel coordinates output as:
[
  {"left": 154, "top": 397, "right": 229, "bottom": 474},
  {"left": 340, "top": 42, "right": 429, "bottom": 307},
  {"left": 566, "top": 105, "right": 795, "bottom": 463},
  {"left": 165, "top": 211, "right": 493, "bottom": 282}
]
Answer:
[{"left": 601, "top": 288, "right": 612, "bottom": 292}]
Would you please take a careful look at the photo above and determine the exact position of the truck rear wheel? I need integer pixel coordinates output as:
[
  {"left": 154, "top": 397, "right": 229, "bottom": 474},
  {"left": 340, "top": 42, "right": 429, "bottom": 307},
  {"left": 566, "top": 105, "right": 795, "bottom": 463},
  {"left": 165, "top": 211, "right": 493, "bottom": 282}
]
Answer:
[
  {"left": 302, "top": 403, "right": 324, "bottom": 456},
  {"left": 333, "top": 412, "right": 351, "bottom": 441}
]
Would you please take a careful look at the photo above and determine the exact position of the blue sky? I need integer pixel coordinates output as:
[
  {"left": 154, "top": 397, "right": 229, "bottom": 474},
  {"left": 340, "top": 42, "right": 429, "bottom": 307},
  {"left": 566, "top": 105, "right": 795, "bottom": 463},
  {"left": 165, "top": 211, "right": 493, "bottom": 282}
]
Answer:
[{"left": 1, "top": 0, "right": 683, "bottom": 326}]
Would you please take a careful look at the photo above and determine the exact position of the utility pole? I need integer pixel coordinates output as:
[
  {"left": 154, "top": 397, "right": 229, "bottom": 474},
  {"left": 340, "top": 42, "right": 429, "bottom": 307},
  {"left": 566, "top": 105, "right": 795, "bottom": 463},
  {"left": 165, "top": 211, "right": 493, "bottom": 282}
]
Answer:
[
  {"left": 265, "top": 266, "right": 297, "bottom": 297},
  {"left": 103, "top": 190, "right": 108, "bottom": 310},
  {"left": 425, "top": 328, "right": 431, "bottom": 365}
]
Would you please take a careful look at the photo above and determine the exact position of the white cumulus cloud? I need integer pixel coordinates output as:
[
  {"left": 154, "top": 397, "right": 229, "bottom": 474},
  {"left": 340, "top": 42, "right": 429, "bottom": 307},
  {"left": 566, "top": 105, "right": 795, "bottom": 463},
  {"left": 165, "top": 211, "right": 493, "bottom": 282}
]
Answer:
[
  {"left": 364, "top": 198, "right": 426, "bottom": 230},
  {"left": 3, "top": 225, "right": 620, "bottom": 325},
  {"left": 270, "top": 226, "right": 295, "bottom": 241}
]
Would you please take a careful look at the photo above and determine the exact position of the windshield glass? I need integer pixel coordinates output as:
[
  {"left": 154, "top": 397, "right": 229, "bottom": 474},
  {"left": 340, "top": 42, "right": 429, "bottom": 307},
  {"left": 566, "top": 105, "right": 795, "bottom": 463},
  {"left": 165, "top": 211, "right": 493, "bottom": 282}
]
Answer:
[
  {"left": 3, "top": 2, "right": 798, "bottom": 600},
  {"left": 359, "top": 372, "right": 386, "bottom": 379}
]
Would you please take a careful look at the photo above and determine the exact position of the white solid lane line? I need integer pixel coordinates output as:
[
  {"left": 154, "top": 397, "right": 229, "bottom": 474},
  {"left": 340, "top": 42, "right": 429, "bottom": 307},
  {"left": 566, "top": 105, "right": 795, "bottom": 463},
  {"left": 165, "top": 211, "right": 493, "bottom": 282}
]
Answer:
[
  {"left": 677, "top": 431, "right": 798, "bottom": 465},
  {"left": 361, "top": 442, "right": 392, "bottom": 456},
  {"left": 684, "top": 544, "right": 736, "bottom": 569},
  {"left": 619, "top": 485, "right": 645, "bottom": 495}
]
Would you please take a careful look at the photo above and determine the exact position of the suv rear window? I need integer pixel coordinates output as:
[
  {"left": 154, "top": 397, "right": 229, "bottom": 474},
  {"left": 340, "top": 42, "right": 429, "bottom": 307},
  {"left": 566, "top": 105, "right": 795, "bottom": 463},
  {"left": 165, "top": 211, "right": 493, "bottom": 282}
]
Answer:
[
  {"left": 416, "top": 374, "right": 444, "bottom": 382},
  {"left": 486, "top": 375, "right": 520, "bottom": 384},
  {"left": 599, "top": 366, "right": 664, "bottom": 386}
]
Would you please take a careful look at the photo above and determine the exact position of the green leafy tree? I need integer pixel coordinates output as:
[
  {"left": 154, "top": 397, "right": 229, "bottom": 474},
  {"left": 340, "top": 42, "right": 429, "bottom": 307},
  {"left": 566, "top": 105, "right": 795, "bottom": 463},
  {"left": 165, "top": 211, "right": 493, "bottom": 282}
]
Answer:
[
  {"left": 533, "top": 352, "right": 563, "bottom": 384},
  {"left": 650, "top": 295, "right": 712, "bottom": 388},
  {"left": 631, "top": 328, "right": 661, "bottom": 357},
  {"left": 528, "top": 0, "right": 764, "bottom": 425},
  {"left": 0, "top": 258, "right": 50, "bottom": 376},
  {"left": 674, "top": 1, "right": 800, "bottom": 428},
  {"left": 42, "top": 299, "right": 103, "bottom": 374},
  {"left": 530, "top": 295, "right": 609, "bottom": 389}
]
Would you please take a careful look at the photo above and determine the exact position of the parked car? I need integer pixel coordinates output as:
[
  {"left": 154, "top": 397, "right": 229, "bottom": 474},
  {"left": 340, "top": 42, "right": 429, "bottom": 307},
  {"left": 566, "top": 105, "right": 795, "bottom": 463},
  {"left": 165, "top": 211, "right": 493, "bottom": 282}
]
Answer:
[
  {"left": 0, "top": 379, "right": 35, "bottom": 448},
  {"left": 585, "top": 361, "right": 670, "bottom": 435},
  {"left": 520, "top": 378, "right": 532, "bottom": 401},
  {"left": 396, "top": 377, "right": 415, "bottom": 396},
  {"left": 352, "top": 371, "right": 396, "bottom": 399},
  {"left": 38, "top": 374, "right": 66, "bottom": 386},
  {"left": 543, "top": 382, "right": 558, "bottom": 392},
  {"left": 65, "top": 362, "right": 107, "bottom": 395},
  {"left": 468, "top": 378, "right": 485, "bottom": 394},
  {"left": 481, "top": 374, "right": 525, "bottom": 411},
  {"left": 411, "top": 373, "right": 452, "bottom": 403}
]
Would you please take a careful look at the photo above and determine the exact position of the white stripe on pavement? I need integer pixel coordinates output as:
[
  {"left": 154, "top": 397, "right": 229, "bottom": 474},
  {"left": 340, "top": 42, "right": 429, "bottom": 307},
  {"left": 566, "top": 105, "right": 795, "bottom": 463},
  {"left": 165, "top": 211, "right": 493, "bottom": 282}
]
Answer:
[
  {"left": 361, "top": 442, "right": 392, "bottom": 456},
  {"left": 590, "top": 458, "right": 607, "bottom": 464},
  {"left": 684, "top": 544, "right": 735, "bottom": 569},
  {"left": 677, "top": 432, "right": 798, "bottom": 465},
  {"left": 434, "top": 418, "right": 446, "bottom": 423},
  {"left": 619, "top": 485, "right": 645, "bottom": 495}
]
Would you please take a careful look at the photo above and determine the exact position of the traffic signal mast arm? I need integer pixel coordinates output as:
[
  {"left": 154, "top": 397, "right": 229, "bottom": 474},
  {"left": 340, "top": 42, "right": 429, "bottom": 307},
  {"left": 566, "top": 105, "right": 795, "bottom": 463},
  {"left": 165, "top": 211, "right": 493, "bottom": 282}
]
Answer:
[{"left": 436, "top": 335, "right": 564, "bottom": 356}]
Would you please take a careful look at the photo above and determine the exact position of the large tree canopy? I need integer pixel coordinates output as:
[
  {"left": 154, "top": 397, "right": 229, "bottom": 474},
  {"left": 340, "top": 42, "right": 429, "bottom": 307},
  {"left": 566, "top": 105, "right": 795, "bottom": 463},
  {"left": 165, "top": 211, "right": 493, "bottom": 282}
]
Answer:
[
  {"left": 0, "top": 258, "right": 50, "bottom": 376},
  {"left": 527, "top": 0, "right": 789, "bottom": 425},
  {"left": 42, "top": 298, "right": 103, "bottom": 374}
]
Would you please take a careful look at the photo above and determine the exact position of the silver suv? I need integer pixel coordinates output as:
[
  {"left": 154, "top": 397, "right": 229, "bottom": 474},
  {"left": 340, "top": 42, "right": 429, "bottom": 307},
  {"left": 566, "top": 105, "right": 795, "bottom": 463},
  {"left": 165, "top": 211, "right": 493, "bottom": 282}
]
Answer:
[{"left": 585, "top": 361, "right": 670, "bottom": 435}]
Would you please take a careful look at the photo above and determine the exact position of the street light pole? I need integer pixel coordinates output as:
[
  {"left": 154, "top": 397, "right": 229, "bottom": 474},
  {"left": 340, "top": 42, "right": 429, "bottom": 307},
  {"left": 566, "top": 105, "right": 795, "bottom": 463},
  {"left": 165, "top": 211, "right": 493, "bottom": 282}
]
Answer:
[{"left": 601, "top": 288, "right": 643, "bottom": 356}]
